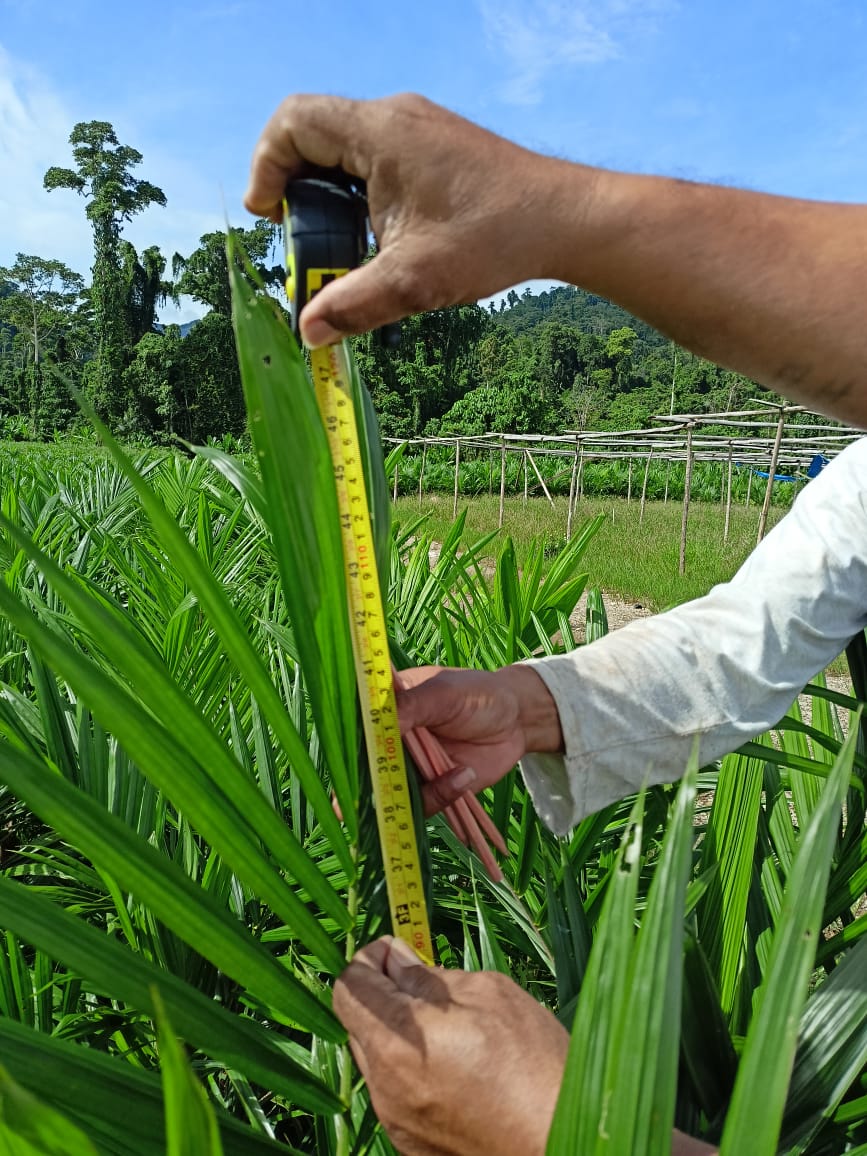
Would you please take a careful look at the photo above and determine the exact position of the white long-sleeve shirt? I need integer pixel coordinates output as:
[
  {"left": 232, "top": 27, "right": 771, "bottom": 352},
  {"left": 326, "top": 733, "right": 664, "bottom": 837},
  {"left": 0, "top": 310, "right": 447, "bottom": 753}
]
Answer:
[{"left": 520, "top": 437, "right": 867, "bottom": 836}]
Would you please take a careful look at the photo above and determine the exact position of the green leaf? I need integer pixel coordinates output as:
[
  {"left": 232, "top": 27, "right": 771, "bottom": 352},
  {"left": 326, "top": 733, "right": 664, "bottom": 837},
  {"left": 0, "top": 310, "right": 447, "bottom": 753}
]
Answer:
[
  {"left": 189, "top": 443, "right": 267, "bottom": 517},
  {"left": 228, "top": 238, "right": 358, "bottom": 831},
  {"left": 0, "top": 875, "right": 341, "bottom": 1115},
  {"left": 584, "top": 586, "right": 608, "bottom": 643},
  {"left": 0, "top": 509, "right": 350, "bottom": 942},
  {"left": 348, "top": 347, "right": 392, "bottom": 584},
  {"left": 697, "top": 749, "right": 764, "bottom": 1016},
  {"left": 680, "top": 932, "right": 737, "bottom": 1126},
  {"left": 473, "top": 875, "right": 511, "bottom": 975},
  {"left": 55, "top": 383, "right": 353, "bottom": 876},
  {"left": 0, "top": 1066, "right": 98, "bottom": 1156},
  {"left": 719, "top": 717, "right": 859, "bottom": 1155},
  {"left": 0, "top": 740, "right": 342, "bottom": 1042},
  {"left": 549, "top": 761, "right": 697, "bottom": 1156},
  {"left": 155, "top": 994, "right": 224, "bottom": 1156},
  {"left": 779, "top": 937, "right": 867, "bottom": 1151},
  {"left": 547, "top": 793, "right": 645, "bottom": 1154},
  {"left": 0, "top": 578, "right": 346, "bottom": 974},
  {"left": 602, "top": 760, "right": 697, "bottom": 1155},
  {"left": 0, "top": 1017, "right": 283, "bottom": 1156}
]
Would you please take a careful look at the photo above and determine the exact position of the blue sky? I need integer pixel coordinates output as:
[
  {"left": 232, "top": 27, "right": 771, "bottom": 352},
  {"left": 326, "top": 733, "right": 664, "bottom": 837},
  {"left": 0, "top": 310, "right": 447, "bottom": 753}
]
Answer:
[{"left": 1, "top": 0, "right": 865, "bottom": 322}]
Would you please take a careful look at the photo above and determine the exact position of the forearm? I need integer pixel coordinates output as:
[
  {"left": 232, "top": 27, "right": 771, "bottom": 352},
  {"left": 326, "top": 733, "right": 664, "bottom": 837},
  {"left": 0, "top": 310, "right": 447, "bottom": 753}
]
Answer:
[
  {"left": 248, "top": 94, "right": 867, "bottom": 425},
  {"left": 540, "top": 161, "right": 867, "bottom": 424}
]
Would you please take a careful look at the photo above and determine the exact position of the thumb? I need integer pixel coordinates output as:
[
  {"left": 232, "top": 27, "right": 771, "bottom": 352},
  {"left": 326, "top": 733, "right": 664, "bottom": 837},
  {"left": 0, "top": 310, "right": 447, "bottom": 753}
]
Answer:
[
  {"left": 395, "top": 677, "right": 456, "bottom": 736},
  {"left": 299, "top": 242, "right": 439, "bottom": 347},
  {"left": 385, "top": 938, "right": 447, "bottom": 1000}
]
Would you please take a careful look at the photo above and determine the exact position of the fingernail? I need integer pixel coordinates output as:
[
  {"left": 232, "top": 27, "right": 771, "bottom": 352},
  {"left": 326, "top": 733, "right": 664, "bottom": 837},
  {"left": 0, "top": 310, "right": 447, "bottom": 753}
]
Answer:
[
  {"left": 302, "top": 318, "right": 343, "bottom": 349},
  {"left": 388, "top": 937, "right": 422, "bottom": 970},
  {"left": 450, "top": 766, "right": 477, "bottom": 793}
]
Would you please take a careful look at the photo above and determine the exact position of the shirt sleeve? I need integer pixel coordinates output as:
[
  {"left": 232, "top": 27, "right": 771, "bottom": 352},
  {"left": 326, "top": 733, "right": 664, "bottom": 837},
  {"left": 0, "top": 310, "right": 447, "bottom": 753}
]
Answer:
[{"left": 519, "top": 437, "right": 867, "bottom": 836}]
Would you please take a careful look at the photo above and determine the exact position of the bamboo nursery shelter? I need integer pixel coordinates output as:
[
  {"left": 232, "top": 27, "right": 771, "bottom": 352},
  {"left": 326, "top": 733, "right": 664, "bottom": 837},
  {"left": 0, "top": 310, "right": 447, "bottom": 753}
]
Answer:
[{"left": 386, "top": 403, "right": 863, "bottom": 575}]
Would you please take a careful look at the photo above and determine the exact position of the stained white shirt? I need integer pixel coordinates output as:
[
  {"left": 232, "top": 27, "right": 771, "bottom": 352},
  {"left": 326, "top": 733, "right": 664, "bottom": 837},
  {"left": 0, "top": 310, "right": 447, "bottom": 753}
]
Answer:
[{"left": 520, "top": 437, "right": 867, "bottom": 836}]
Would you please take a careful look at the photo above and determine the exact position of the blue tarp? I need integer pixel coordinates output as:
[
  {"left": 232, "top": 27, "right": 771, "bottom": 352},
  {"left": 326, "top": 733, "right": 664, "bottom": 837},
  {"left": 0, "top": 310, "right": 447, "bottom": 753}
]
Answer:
[
  {"left": 751, "top": 469, "right": 798, "bottom": 482},
  {"left": 734, "top": 453, "right": 828, "bottom": 484},
  {"left": 806, "top": 453, "right": 829, "bottom": 478}
]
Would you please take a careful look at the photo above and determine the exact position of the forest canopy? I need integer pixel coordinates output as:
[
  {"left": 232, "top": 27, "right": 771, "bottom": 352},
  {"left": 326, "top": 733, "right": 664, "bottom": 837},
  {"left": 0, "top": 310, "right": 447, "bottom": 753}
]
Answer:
[{"left": 0, "top": 120, "right": 783, "bottom": 445}]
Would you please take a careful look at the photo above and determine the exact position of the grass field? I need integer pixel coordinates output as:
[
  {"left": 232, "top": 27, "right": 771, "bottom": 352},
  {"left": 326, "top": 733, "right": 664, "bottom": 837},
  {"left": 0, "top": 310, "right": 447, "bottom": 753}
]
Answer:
[
  {"left": 395, "top": 493, "right": 786, "bottom": 610},
  {"left": 395, "top": 493, "right": 853, "bottom": 677}
]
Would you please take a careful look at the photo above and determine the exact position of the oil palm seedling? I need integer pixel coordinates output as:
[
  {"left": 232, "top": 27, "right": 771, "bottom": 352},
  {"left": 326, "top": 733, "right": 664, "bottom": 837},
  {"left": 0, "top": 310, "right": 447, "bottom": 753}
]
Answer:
[{"left": 0, "top": 243, "right": 863, "bottom": 1153}]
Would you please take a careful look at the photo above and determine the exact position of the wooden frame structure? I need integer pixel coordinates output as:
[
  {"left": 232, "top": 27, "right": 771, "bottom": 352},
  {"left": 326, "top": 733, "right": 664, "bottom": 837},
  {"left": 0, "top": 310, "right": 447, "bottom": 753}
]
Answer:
[{"left": 386, "top": 403, "right": 863, "bottom": 575}]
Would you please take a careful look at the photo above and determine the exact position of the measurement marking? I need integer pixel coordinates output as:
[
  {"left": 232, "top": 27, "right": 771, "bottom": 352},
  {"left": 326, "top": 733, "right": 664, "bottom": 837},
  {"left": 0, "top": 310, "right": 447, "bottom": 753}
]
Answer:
[{"left": 312, "top": 343, "right": 433, "bottom": 964}]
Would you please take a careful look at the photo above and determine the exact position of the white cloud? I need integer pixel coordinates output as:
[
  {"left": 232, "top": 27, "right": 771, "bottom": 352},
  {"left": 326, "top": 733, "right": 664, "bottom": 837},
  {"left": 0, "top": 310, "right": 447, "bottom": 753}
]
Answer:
[
  {"left": 0, "top": 44, "right": 93, "bottom": 273},
  {"left": 0, "top": 42, "right": 224, "bottom": 327},
  {"left": 478, "top": 0, "right": 673, "bottom": 105}
]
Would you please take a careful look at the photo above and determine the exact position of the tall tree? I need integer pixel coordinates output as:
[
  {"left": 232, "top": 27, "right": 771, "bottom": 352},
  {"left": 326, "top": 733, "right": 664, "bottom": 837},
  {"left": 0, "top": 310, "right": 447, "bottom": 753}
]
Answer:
[
  {"left": 354, "top": 304, "right": 490, "bottom": 436},
  {"left": 0, "top": 254, "right": 85, "bottom": 369},
  {"left": 123, "top": 313, "right": 246, "bottom": 444},
  {"left": 119, "top": 242, "right": 174, "bottom": 344},
  {"left": 0, "top": 254, "right": 87, "bottom": 433},
  {"left": 173, "top": 222, "right": 277, "bottom": 316},
  {"left": 44, "top": 121, "right": 166, "bottom": 423},
  {"left": 605, "top": 326, "right": 638, "bottom": 391}
]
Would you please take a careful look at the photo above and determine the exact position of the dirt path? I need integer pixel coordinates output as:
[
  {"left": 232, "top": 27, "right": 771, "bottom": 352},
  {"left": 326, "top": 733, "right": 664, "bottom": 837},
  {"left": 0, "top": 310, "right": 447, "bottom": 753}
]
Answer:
[{"left": 569, "top": 587, "right": 653, "bottom": 637}]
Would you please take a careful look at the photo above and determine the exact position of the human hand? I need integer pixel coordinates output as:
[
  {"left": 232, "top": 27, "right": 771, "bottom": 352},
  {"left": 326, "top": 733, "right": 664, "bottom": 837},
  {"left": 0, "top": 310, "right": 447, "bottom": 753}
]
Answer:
[
  {"left": 333, "top": 936, "right": 569, "bottom": 1156},
  {"left": 245, "top": 94, "right": 583, "bottom": 347},
  {"left": 335, "top": 938, "right": 720, "bottom": 1156},
  {"left": 395, "top": 665, "right": 563, "bottom": 816}
]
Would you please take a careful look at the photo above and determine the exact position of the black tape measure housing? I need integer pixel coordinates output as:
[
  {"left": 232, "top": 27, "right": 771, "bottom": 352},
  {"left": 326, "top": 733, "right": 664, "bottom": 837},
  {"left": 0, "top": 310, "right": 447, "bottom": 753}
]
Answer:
[{"left": 284, "top": 179, "right": 367, "bottom": 339}]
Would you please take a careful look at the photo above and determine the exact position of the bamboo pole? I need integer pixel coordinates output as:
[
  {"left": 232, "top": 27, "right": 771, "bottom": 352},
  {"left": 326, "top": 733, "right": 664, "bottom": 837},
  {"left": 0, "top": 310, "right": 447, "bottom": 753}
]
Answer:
[
  {"left": 669, "top": 347, "right": 678, "bottom": 415},
  {"left": 526, "top": 450, "right": 556, "bottom": 509},
  {"left": 498, "top": 436, "right": 506, "bottom": 529},
  {"left": 418, "top": 440, "right": 427, "bottom": 500},
  {"left": 664, "top": 460, "right": 671, "bottom": 504},
  {"left": 639, "top": 449, "right": 653, "bottom": 525},
  {"left": 746, "top": 468, "right": 753, "bottom": 508},
  {"left": 523, "top": 450, "right": 528, "bottom": 504},
  {"left": 723, "top": 442, "right": 733, "bottom": 544},
  {"left": 679, "top": 424, "right": 694, "bottom": 576},
  {"left": 453, "top": 438, "right": 461, "bottom": 519},
  {"left": 566, "top": 438, "right": 579, "bottom": 541},
  {"left": 577, "top": 447, "right": 585, "bottom": 504},
  {"left": 756, "top": 407, "right": 786, "bottom": 544}
]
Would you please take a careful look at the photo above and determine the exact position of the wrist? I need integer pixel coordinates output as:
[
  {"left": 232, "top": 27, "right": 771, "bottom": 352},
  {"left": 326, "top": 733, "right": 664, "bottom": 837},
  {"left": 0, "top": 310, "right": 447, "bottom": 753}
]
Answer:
[
  {"left": 499, "top": 665, "right": 564, "bottom": 756},
  {"left": 534, "top": 155, "right": 613, "bottom": 284}
]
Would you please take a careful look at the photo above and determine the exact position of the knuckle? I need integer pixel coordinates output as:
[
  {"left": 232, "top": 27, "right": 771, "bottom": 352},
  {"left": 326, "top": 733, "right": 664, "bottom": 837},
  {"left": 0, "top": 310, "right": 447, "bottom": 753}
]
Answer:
[
  {"left": 430, "top": 778, "right": 453, "bottom": 808},
  {"left": 423, "top": 780, "right": 450, "bottom": 815},
  {"left": 383, "top": 92, "right": 431, "bottom": 118},
  {"left": 388, "top": 260, "right": 444, "bottom": 316},
  {"left": 272, "top": 94, "right": 309, "bottom": 142},
  {"left": 476, "top": 970, "right": 515, "bottom": 1000}
]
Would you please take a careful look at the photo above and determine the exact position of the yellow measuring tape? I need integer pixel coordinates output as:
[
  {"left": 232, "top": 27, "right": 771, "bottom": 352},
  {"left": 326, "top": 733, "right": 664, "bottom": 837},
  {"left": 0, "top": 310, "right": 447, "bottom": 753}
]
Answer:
[{"left": 310, "top": 342, "right": 434, "bottom": 964}]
